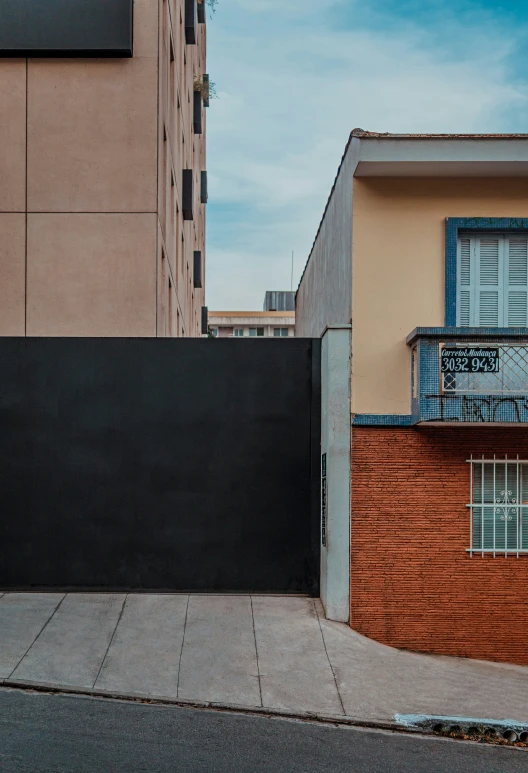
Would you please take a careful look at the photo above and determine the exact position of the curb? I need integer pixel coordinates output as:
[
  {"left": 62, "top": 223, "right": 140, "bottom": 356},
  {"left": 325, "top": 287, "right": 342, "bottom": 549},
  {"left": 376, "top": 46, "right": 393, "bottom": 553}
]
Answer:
[{"left": 0, "top": 678, "right": 420, "bottom": 735}]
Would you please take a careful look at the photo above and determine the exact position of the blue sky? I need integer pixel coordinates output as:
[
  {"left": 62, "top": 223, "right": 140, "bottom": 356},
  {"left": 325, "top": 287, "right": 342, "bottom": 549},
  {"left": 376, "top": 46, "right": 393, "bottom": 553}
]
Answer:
[{"left": 205, "top": 0, "right": 528, "bottom": 310}]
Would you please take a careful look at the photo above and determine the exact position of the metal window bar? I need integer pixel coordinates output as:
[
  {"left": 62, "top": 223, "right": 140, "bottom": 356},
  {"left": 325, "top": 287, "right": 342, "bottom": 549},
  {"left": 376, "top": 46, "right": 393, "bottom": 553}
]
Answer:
[
  {"left": 442, "top": 343, "right": 528, "bottom": 394},
  {"left": 467, "top": 455, "right": 528, "bottom": 557}
]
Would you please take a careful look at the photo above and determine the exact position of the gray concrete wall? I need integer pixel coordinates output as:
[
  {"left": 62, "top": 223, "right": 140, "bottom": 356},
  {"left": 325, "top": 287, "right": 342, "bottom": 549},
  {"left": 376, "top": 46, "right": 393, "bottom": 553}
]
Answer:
[
  {"left": 320, "top": 326, "right": 351, "bottom": 623},
  {"left": 295, "top": 139, "right": 358, "bottom": 338}
]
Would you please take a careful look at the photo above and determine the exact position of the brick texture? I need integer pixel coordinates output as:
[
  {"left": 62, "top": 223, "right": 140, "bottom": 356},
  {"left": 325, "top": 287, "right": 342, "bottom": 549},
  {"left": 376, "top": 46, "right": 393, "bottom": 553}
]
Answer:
[{"left": 351, "top": 427, "right": 528, "bottom": 666}]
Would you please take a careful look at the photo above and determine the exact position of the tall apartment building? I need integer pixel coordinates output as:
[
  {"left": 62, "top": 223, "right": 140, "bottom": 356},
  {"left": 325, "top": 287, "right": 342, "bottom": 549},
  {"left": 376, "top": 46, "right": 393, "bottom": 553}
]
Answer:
[{"left": 0, "top": 0, "right": 207, "bottom": 338}]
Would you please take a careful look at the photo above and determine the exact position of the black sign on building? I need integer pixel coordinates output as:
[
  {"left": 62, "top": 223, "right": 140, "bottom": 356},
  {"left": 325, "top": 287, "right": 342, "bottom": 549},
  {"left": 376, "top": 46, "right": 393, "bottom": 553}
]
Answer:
[
  {"left": 441, "top": 347, "right": 500, "bottom": 374},
  {"left": 0, "top": 0, "right": 134, "bottom": 57}
]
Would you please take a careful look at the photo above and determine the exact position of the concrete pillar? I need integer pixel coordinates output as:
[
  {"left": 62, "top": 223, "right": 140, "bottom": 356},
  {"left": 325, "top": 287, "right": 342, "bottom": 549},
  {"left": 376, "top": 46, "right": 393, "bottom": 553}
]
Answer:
[{"left": 320, "top": 325, "right": 351, "bottom": 623}]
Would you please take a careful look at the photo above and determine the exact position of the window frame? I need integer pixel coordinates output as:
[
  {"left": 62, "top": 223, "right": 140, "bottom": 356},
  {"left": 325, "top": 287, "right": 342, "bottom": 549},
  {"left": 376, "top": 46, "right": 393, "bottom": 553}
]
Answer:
[
  {"left": 467, "top": 455, "right": 528, "bottom": 557},
  {"left": 445, "top": 218, "right": 528, "bottom": 326}
]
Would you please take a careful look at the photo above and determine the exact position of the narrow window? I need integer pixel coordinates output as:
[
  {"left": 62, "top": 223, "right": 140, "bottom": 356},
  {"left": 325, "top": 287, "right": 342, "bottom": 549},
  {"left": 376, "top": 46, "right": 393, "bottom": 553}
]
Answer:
[
  {"left": 185, "top": 0, "right": 197, "bottom": 44},
  {"left": 200, "top": 171, "right": 208, "bottom": 204},
  {"left": 193, "top": 91, "right": 202, "bottom": 134},
  {"left": 182, "top": 169, "right": 193, "bottom": 220},
  {"left": 193, "top": 251, "right": 203, "bottom": 288}
]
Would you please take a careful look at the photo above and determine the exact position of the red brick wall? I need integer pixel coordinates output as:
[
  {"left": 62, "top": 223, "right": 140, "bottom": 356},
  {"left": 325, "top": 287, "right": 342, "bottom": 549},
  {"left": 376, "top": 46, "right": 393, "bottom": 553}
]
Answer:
[{"left": 351, "top": 427, "right": 528, "bottom": 665}]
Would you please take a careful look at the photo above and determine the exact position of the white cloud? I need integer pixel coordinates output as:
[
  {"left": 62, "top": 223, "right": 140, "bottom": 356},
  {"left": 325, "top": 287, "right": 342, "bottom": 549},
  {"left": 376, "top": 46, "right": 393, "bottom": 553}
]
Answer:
[{"left": 205, "top": 1, "right": 528, "bottom": 309}]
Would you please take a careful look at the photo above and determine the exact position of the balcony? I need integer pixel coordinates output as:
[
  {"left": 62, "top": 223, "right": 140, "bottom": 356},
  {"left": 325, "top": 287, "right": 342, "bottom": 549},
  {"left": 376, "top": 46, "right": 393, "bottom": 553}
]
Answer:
[{"left": 407, "top": 328, "right": 528, "bottom": 424}]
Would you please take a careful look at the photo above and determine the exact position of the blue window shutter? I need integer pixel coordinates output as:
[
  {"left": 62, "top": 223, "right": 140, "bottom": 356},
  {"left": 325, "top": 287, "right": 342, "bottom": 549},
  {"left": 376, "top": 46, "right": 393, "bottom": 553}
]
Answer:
[
  {"left": 477, "top": 237, "right": 501, "bottom": 327},
  {"left": 457, "top": 232, "right": 528, "bottom": 327},
  {"left": 506, "top": 236, "right": 528, "bottom": 326},
  {"left": 457, "top": 237, "right": 471, "bottom": 326}
]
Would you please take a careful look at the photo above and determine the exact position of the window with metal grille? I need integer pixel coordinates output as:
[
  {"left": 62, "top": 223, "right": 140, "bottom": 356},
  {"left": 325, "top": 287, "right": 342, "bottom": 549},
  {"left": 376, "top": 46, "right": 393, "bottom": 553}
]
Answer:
[{"left": 468, "top": 456, "right": 528, "bottom": 556}]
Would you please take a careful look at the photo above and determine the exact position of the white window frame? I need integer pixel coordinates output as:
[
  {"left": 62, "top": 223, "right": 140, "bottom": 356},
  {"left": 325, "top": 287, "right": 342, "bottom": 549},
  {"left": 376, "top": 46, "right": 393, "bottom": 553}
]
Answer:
[
  {"left": 233, "top": 328, "right": 244, "bottom": 337},
  {"left": 467, "top": 455, "right": 528, "bottom": 557}
]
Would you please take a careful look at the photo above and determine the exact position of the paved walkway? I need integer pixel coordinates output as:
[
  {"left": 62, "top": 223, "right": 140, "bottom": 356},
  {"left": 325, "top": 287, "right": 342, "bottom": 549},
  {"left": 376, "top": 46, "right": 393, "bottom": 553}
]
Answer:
[{"left": 1, "top": 593, "right": 527, "bottom": 724}]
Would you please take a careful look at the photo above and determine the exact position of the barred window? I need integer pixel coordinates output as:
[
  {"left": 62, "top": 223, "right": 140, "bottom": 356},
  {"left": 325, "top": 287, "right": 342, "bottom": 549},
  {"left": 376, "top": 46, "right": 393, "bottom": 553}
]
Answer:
[{"left": 469, "top": 456, "right": 528, "bottom": 556}]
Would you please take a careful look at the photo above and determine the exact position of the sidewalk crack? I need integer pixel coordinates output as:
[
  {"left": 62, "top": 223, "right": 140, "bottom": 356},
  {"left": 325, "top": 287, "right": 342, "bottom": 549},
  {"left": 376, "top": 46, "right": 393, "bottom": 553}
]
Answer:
[
  {"left": 313, "top": 599, "right": 346, "bottom": 716},
  {"left": 8, "top": 593, "right": 67, "bottom": 680},
  {"left": 250, "top": 596, "right": 263, "bottom": 708},
  {"left": 92, "top": 593, "right": 128, "bottom": 689},
  {"left": 176, "top": 594, "right": 190, "bottom": 699}
]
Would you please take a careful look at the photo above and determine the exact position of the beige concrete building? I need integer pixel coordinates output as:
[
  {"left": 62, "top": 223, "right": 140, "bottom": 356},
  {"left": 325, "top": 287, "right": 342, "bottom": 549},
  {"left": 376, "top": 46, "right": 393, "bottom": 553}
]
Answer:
[
  {"left": 297, "top": 131, "right": 528, "bottom": 414},
  {"left": 208, "top": 311, "right": 295, "bottom": 338},
  {"left": 210, "top": 291, "right": 296, "bottom": 337},
  {"left": 297, "top": 130, "right": 528, "bottom": 666},
  {"left": 0, "top": 0, "right": 207, "bottom": 338}
]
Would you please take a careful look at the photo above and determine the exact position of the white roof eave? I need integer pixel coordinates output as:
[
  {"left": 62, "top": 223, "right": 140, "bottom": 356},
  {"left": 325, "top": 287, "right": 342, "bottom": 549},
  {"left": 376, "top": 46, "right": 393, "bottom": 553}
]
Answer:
[{"left": 353, "top": 138, "right": 528, "bottom": 177}]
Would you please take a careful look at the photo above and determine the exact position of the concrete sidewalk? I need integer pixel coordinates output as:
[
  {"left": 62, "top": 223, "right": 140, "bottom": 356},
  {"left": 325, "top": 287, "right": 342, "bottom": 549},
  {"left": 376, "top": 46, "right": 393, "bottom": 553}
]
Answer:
[{"left": 1, "top": 593, "right": 527, "bottom": 725}]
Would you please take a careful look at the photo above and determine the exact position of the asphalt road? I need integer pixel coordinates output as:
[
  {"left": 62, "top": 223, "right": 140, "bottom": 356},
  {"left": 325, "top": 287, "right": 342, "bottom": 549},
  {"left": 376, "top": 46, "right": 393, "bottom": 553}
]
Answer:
[{"left": 0, "top": 688, "right": 525, "bottom": 773}]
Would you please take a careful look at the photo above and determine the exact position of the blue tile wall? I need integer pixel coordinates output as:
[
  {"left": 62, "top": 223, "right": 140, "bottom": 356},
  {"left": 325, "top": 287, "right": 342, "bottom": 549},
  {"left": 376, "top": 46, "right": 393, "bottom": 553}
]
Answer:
[
  {"left": 352, "top": 414, "right": 413, "bottom": 426},
  {"left": 413, "top": 334, "right": 528, "bottom": 424},
  {"left": 354, "top": 329, "right": 528, "bottom": 426}
]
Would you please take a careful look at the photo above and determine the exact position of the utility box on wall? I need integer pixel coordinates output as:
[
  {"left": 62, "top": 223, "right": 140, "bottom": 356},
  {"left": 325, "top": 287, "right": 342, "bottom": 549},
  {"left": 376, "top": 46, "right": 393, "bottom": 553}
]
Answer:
[{"left": 0, "top": 0, "right": 134, "bottom": 57}]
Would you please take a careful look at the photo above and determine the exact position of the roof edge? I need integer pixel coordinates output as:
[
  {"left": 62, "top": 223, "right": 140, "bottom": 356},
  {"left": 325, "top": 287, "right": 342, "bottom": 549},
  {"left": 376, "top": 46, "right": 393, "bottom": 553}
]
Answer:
[{"left": 351, "top": 129, "right": 528, "bottom": 139}]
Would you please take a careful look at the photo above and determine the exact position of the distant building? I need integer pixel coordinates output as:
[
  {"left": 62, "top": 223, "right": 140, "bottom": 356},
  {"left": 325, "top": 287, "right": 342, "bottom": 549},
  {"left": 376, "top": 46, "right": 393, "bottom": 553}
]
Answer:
[
  {"left": 209, "top": 292, "right": 295, "bottom": 338},
  {"left": 263, "top": 291, "right": 296, "bottom": 312}
]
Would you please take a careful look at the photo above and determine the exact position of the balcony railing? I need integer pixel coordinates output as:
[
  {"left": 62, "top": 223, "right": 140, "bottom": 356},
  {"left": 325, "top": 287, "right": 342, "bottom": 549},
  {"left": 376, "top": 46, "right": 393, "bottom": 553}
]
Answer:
[{"left": 407, "top": 328, "right": 528, "bottom": 424}]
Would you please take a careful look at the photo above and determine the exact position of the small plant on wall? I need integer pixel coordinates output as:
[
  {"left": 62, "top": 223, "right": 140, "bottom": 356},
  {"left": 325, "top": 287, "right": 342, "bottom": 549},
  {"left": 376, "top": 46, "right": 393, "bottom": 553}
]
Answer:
[
  {"left": 193, "top": 74, "right": 217, "bottom": 106},
  {"left": 198, "top": 0, "right": 218, "bottom": 16}
]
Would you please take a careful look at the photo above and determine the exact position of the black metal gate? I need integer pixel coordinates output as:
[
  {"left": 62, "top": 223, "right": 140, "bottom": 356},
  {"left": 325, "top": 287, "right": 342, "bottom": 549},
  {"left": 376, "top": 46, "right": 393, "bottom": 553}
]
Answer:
[{"left": 0, "top": 338, "right": 320, "bottom": 594}]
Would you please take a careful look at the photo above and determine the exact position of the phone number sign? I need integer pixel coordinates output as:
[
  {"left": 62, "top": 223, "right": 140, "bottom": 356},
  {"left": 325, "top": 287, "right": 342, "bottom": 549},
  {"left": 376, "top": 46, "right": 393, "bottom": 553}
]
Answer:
[{"left": 441, "top": 347, "right": 500, "bottom": 373}]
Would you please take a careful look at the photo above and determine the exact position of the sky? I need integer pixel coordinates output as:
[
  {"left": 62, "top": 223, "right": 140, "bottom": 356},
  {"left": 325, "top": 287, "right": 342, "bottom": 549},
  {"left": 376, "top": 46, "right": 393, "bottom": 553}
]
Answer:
[{"left": 205, "top": 0, "right": 528, "bottom": 310}]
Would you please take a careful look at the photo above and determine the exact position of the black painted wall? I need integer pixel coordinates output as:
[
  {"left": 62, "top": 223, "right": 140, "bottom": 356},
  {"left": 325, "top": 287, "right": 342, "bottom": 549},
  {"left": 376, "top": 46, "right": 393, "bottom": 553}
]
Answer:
[
  {"left": 0, "top": 0, "right": 133, "bottom": 57},
  {"left": 0, "top": 338, "right": 321, "bottom": 593}
]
